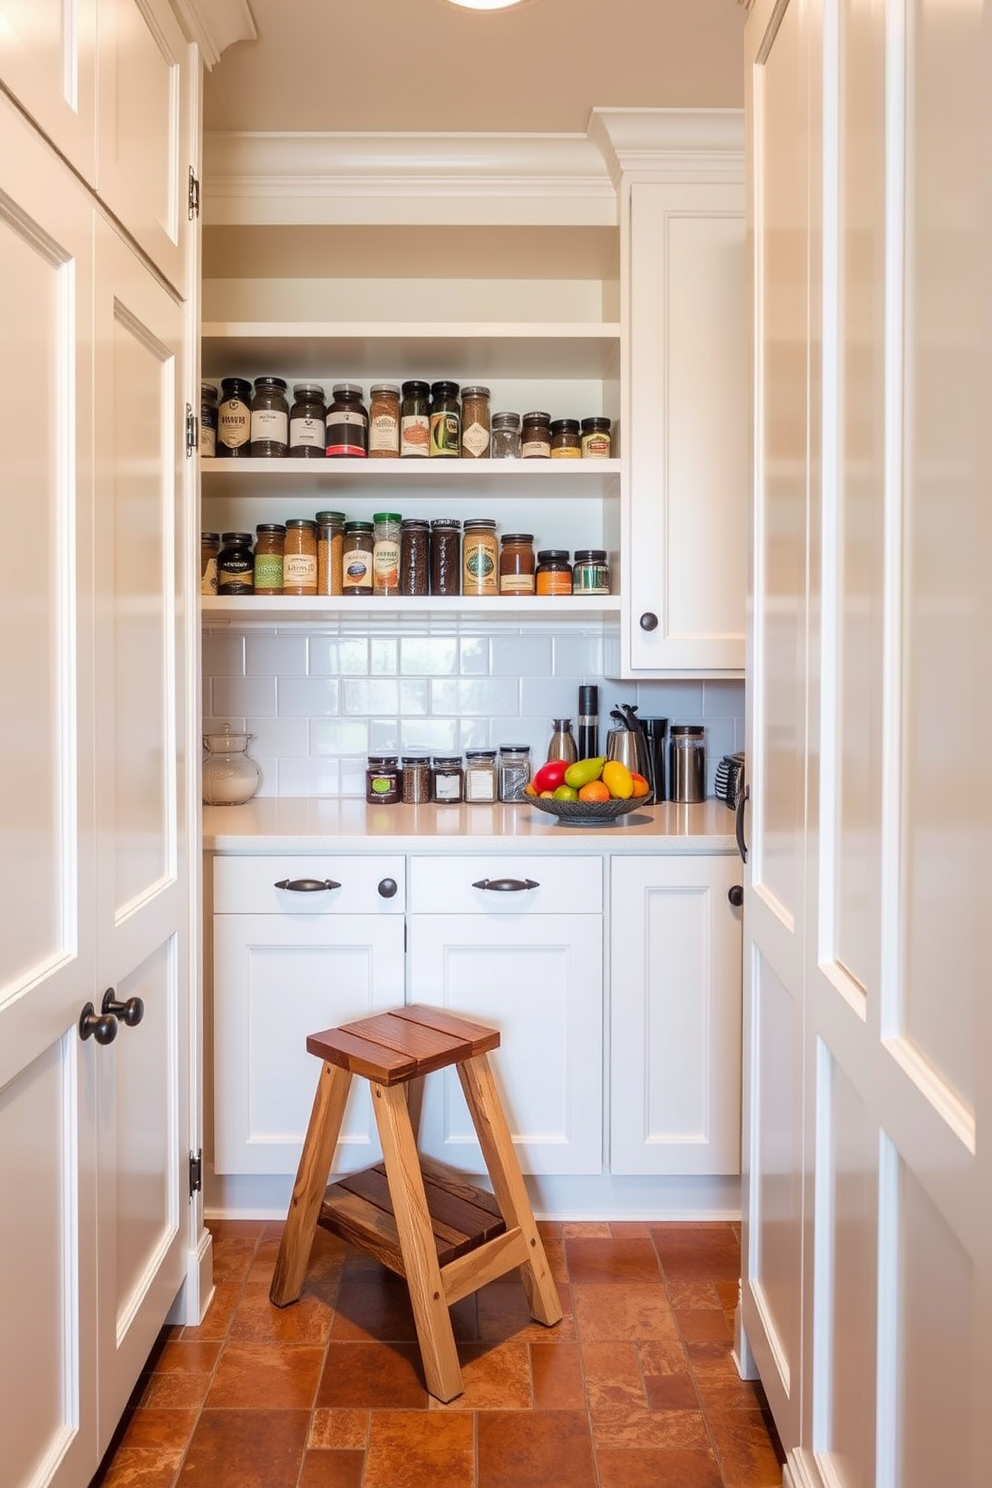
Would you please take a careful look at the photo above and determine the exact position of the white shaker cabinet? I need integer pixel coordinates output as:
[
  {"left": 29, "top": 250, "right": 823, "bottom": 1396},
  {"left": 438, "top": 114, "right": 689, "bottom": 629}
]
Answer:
[{"left": 0, "top": 0, "right": 97, "bottom": 178}]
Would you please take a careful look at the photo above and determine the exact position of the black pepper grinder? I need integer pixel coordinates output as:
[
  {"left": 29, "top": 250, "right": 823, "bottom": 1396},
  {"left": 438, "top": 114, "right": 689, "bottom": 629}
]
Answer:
[{"left": 577, "top": 685, "right": 599, "bottom": 761}]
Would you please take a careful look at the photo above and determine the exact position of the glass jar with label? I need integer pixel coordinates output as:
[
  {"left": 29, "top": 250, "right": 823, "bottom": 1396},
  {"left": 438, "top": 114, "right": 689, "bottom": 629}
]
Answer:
[
  {"left": 400, "top": 519, "right": 430, "bottom": 596},
  {"left": 401, "top": 755, "right": 431, "bottom": 804},
  {"left": 499, "top": 533, "right": 535, "bottom": 595},
  {"left": 217, "top": 532, "right": 254, "bottom": 593},
  {"left": 366, "top": 756, "right": 400, "bottom": 804},
  {"left": 200, "top": 384, "right": 218, "bottom": 457},
  {"left": 431, "top": 755, "right": 464, "bottom": 803},
  {"left": 429, "top": 380, "right": 460, "bottom": 458},
  {"left": 316, "top": 511, "right": 345, "bottom": 596},
  {"left": 462, "top": 518, "right": 498, "bottom": 596},
  {"left": 289, "top": 383, "right": 327, "bottom": 458},
  {"left": 430, "top": 518, "right": 461, "bottom": 596},
  {"left": 535, "top": 549, "right": 573, "bottom": 595},
  {"left": 373, "top": 512, "right": 401, "bottom": 596},
  {"left": 342, "top": 521, "right": 374, "bottom": 595},
  {"left": 217, "top": 377, "right": 252, "bottom": 458},
  {"left": 400, "top": 380, "right": 430, "bottom": 457},
  {"left": 580, "top": 416, "right": 612, "bottom": 458},
  {"left": 368, "top": 384, "right": 400, "bottom": 457},
  {"left": 550, "top": 418, "right": 581, "bottom": 458},
  {"left": 521, "top": 411, "right": 552, "bottom": 458},
  {"left": 464, "top": 749, "right": 497, "bottom": 802},
  {"left": 460, "top": 385, "right": 491, "bottom": 458},
  {"left": 498, "top": 745, "right": 531, "bottom": 802},
  {"left": 490, "top": 411, "right": 521, "bottom": 459},
  {"left": 253, "top": 523, "right": 286, "bottom": 595},
  {"left": 571, "top": 549, "right": 610, "bottom": 594},
  {"left": 201, "top": 532, "right": 220, "bottom": 595},
  {"left": 283, "top": 519, "right": 318, "bottom": 597},
  {"left": 250, "top": 376, "right": 289, "bottom": 457},
  {"left": 325, "top": 383, "right": 368, "bottom": 457}
]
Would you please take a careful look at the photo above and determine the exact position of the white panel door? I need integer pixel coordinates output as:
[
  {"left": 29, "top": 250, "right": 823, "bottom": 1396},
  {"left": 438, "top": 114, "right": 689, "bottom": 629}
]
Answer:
[
  {"left": 610, "top": 855, "right": 742, "bottom": 1177},
  {"left": 0, "top": 0, "right": 96, "bottom": 178},
  {"left": 0, "top": 96, "right": 99, "bottom": 1488}
]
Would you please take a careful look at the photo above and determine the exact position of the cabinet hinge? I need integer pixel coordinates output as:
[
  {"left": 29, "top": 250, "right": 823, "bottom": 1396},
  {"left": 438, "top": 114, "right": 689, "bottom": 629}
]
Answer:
[
  {"left": 188, "top": 166, "right": 200, "bottom": 220},
  {"left": 185, "top": 403, "right": 198, "bottom": 458},
  {"left": 189, "top": 1150, "right": 203, "bottom": 1196}
]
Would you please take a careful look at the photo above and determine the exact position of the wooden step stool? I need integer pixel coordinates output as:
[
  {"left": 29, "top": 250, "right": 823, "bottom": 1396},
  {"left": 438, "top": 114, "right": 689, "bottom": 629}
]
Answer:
[{"left": 269, "top": 1004, "right": 563, "bottom": 1402}]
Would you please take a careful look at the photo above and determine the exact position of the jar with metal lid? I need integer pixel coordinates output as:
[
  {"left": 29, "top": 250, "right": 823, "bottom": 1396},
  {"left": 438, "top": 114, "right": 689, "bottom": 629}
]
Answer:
[
  {"left": 430, "top": 518, "right": 461, "bottom": 596},
  {"left": 217, "top": 531, "right": 254, "bottom": 593},
  {"left": 460, "top": 385, "right": 491, "bottom": 459},
  {"left": 535, "top": 549, "right": 572, "bottom": 596},
  {"left": 373, "top": 512, "right": 401, "bottom": 596},
  {"left": 490, "top": 411, "right": 521, "bottom": 459},
  {"left": 464, "top": 749, "right": 497, "bottom": 802},
  {"left": 253, "top": 522, "right": 286, "bottom": 595},
  {"left": 498, "top": 745, "right": 531, "bottom": 803},
  {"left": 342, "top": 521, "right": 374, "bottom": 595},
  {"left": 431, "top": 755, "right": 464, "bottom": 803},
  {"left": 200, "top": 384, "right": 218, "bottom": 458},
  {"left": 289, "top": 383, "right": 327, "bottom": 458},
  {"left": 571, "top": 549, "right": 610, "bottom": 594},
  {"left": 499, "top": 533, "right": 535, "bottom": 595},
  {"left": 250, "top": 376, "right": 289, "bottom": 457},
  {"left": 366, "top": 756, "right": 400, "bottom": 805},
  {"left": 521, "top": 411, "right": 552, "bottom": 458},
  {"left": 401, "top": 755, "right": 431, "bottom": 804},
  {"left": 462, "top": 518, "right": 498, "bottom": 595},
  {"left": 201, "top": 532, "right": 219, "bottom": 595},
  {"left": 283, "top": 519, "right": 318, "bottom": 597},
  {"left": 550, "top": 418, "right": 581, "bottom": 458},
  {"left": 580, "top": 416, "right": 612, "bottom": 459},
  {"left": 369, "top": 383, "right": 401, "bottom": 457},
  {"left": 429, "top": 380, "right": 460, "bottom": 458},
  {"left": 316, "top": 511, "right": 345, "bottom": 596},
  {"left": 400, "top": 519, "right": 430, "bottom": 596},
  {"left": 669, "top": 725, "right": 706, "bottom": 804},
  {"left": 217, "top": 377, "right": 252, "bottom": 457},
  {"left": 400, "top": 379, "right": 430, "bottom": 457},
  {"left": 325, "top": 383, "right": 368, "bottom": 458}
]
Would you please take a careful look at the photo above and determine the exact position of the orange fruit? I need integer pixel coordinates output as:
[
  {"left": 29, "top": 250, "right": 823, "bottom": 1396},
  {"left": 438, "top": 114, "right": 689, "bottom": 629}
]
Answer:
[
  {"left": 578, "top": 779, "right": 610, "bottom": 802},
  {"left": 629, "top": 771, "right": 651, "bottom": 798}
]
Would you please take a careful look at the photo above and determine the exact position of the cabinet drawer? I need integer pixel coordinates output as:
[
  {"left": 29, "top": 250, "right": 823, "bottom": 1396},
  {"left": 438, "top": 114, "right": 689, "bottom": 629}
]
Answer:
[
  {"left": 214, "top": 855, "right": 405, "bottom": 915},
  {"left": 409, "top": 855, "right": 601, "bottom": 915}
]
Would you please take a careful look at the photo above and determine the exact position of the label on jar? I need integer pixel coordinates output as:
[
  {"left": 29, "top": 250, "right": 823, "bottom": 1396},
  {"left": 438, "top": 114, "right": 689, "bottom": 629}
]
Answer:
[
  {"left": 368, "top": 772, "right": 397, "bottom": 797},
  {"left": 550, "top": 446, "right": 582, "bottom": 460},
  {"left": 572, "top": 565, "right": 610, "bottom": 594},
  {"left": 581, "top": 432, "right": 612, "bottom": 458},
  {"left": 461, "top": 421, "right": 490, "bottom": 458},
  {"left": 369, "top": 414, "right": 400, "bottom": 454},
  {"left": 499, "top": 573, "right": 536, "bottom": 595},
  {"left": 200, "top": 425, "right": 216, "bottom": 458},
  {"left": 463, "top": 538, "right": 497, "bottom": 593},
  {"left": 429, "top": 411, "right": 460, "bottom": 457},
  {"left": 253, "top": 554, "right": 283, "bottom": 592},
  {"left": 218, "top": 399, "right": 249, "bottom": 448},
  {"left": 342, "top": 548, "right": 372, "bottom": 589},
  {"left": 201, "top": 557, "right": 217, "bottom": 595},
  {"left": 326, "top": 408, "right": 368, "bottom": 457},
  {"left": 400, "top": 414, "right": 430, "bottom": 456},
  {"left": 521, "top": 439, "right": 551, "bottom": 459},
  {"left": 290, "top": 416, "right": 324, "bottom": 449},
  {"left": 373, "top": 540, "right": 400, "bottom": 591},
  {"left": 465, "top": 770, "right": 496, "bottom": 802},
  {"left": 251, "top": 407, "right": 288, "bottom": 443},
  {"left": 283, "top": 552, "right": 317, "bottom": 588},
  {"left": 536, "top": 570, "right": 572, "bottom": 595},
  {"left": 433, "top": 773, "right": 462, "bottom": 802}
]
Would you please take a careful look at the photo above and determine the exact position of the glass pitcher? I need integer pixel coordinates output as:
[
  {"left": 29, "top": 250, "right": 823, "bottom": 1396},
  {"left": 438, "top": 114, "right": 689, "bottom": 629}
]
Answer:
[{"left": 202, "top": 725, "right": 260, "bottom": 805}]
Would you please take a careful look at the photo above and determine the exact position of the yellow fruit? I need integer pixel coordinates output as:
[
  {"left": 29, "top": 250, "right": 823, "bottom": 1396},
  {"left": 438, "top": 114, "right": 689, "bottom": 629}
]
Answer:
[
  {"left": 553, "top": 784, "right": 579, "bottom": 801},
  {"left": 539, "top": 790, "right": 555, "bottom": 799},
  {"left": 563, "top": 755, "right": 606, "bottom": 789},
  {"left": 602, "top": 759, "right": 634, "bottom": 799},
  {"left": 578, "top": 779, "right": 610, "bottom": 802}
]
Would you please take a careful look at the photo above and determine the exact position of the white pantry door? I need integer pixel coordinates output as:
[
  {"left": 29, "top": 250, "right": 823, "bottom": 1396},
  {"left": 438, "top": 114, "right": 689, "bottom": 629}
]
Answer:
[{"left": 0, "top": 0, "right": 97, "bottom": 179}]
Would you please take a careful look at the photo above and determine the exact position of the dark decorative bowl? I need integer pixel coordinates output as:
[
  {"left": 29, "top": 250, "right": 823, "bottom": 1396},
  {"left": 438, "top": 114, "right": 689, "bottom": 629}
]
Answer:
[{"left": 528, "top": 795, "right": 644, "bottom": 826}]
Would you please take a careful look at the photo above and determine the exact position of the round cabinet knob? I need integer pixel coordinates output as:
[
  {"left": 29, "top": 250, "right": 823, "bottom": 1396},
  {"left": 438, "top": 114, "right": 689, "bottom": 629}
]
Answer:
[
  {"left": 728, "top": 885, "right": 744, "bottom": 908},
  {"left": 102, "top": 989, "right": 145, "bottom": 1028},
  {"left": 378, "top": 878, "right": 398, "bottom": 899},
  {"left": 79, "top": 1002, "right": 118, "bottom": 1045},
  {"left": 639, "top": 612, "right": 659, "bottom": 632}
]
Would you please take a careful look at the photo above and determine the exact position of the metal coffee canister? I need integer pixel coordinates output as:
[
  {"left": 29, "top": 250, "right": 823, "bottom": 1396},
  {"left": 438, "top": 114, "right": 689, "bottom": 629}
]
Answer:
[{"left": 669, "top": 725, "right": 706, "bottom": 803}]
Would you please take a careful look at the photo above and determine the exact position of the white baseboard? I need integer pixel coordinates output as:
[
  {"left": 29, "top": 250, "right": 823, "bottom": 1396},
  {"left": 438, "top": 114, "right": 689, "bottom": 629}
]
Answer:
[{"left": 166, "top": 1225, "right": 214, "bottom": 1326}]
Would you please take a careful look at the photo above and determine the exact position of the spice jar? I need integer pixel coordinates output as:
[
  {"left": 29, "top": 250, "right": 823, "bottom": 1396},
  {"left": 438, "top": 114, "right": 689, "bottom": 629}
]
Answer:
[
  {"left": 550, "top": 418, "right": 581, "bottom": 458},
  {"left": 572, "top": 549, "right": 610, "bottom": 594},
  {"left": 373, "top": 511, "right": 401, "bottom": 596},
  {"left": 535, "top": 549, "right": 573, "bottom": 595},
  {"left": 316, "top": 511, "right": 345, "bottom": 596},
  {"left": 431, "top": 755, "right": 464, "bottom": 803},
  {"left": 521, "top": 411, "right": 552, "bottom": 458},
  {"left": 325, "top": 383, "right": 368, "bottom": 458},
  {"left": 283, "top": 518, "right": 318, "bottom": 597},
  {"left": 400, "top": 519, "right": 430, "bottom": 596},
  {"left": 366, "top": 756, "right": 400, "bottom": 804},
  {"left": 430, "top": 518, "right": 461, "bottom": 596},
  {"left": 201, "top": 532, "right": 220, "bottom": 595},
  {"left": 217, "top": 377, "right": 252, "bottom": 457},
  {"left": 499, "top": 533, "right": 536, "bottom": 595},
  {"left": 464, "top": 749, "right": 497, "bottom": 802},
  {"left": 342, "top": 521, "right": 374, "bottom": 595},
  {"left": 581, "top": 416, "right": 612, "bottom": 458},
  {"left": 401, "top": 755, "right": 431, "bottom": 804},
  {"left": 498, "top": 745, "right": 531, "bottom": 803},
  {"left": 250, "top": 376, "right": 289, "bottom": 457},
  {"left": 200, "top": 384, "right": 218, "bottom": 458},
  {"left": 369, "top": 383, "right": 400, "bottom": 457},
  {"left": 253, "top": 523, "right": 286, "bottom": 595},
  {"left": 462, "top": 518, "right": 498, "bottom": 596},
  {"left": 217, "top": 532, "right": 254, "bottom": 593},
  {"left": 289, "top": 383, "right": 327, "bottom": 458},
  {"left": 461, "top": 385, "right": 491, "bottom": 458},
  {"left": 429, "top": 380, "right": 460, "bottom": 458},
  {"left": 400, "top": 379, "right": 430, "bottom": 457},
  {"left": 490, "top": 411, "right": 521, "bottom": 459}
]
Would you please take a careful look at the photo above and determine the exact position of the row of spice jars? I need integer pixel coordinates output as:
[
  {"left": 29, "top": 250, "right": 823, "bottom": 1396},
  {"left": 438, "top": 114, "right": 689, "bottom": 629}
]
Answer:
[
  {"left": 203, "top": 518, "right": 611, "bottom": 598},
  {"left": 202, "top": 377, "right": 613, "bottom": 461},
  {"left": 367, "top": 746, "right": 532, "bottom": 806}
]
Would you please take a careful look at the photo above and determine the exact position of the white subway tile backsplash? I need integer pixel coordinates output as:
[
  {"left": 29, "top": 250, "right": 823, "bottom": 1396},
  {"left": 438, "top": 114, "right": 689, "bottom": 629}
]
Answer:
[
  {"left": 458, "top": 637, "right": 490, "bottom": 675},
  {"left": 308, "top": 637, "right": 370, "bottom": 676},
  {"left": 370, "top": 637, "right": 399, "bottom": 675},
  {"left": 552, "top": 631, "right": 605, "bottom": 677},
  {"left": 519, "top": 678, "right": 587, "bottom": 721},
  {"left": 342, "top": 678, "right": 427, "bottom": 715},
  {"left": 246, "top": 715, "right": 310, "bottom": 759},
  {"left": 277, "top": 676, "right": 341, "bottom": 717},
  {"left": 400, "top": 719, "right": 459, "bottom": 754},
  {"left": 202, "top": 631, "right": 245, "bottom": 677},
  {"left": 400, "top": 636, "right": 458, "bottom": 676},
  {"left": 702, "top": 679, "right": 747, "bottom": 719},
  {"left": 490, "top": 634, "right": 553, "bottom": 677},
  {"left": 430, "top": 678, "right": 519, "bottom": 717},
  {"left": 245, "top": 633, "right": 308, "bottom": 677},
  {"left": 310, "top": 718, "right": 369, "bottom": 756},
  {"left": 210, "top": 676, "right": 277, "bottom": 720}
]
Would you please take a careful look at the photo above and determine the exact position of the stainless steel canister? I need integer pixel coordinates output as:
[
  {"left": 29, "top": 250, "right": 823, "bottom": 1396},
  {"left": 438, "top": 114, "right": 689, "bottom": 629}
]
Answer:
[{"left": 669, "top": 725, "right": 706, "bottom": 803}]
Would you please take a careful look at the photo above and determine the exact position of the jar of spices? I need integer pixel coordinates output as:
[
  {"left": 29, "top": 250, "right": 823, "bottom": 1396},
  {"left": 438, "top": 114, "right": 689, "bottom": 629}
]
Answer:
[
  {"left": 217, "top": 531, "right": 254, "bottom": 593},
  {"left": 325, "top": 383, "right": 368, "bottom": 458},
  {"left": 201, "top": 532, "right": 220, "bottom": 595},
  {"left": 499, "top": 533, "right": 536, "bottom": 595},
  {"left": 550, "top": 418, "right": 581, "bottom": 458},
  {"left": 430, "top": 518, "right": 461, "bottom": 596},
  {"left": 316, "top": 511, "right": 345, "bottom": 596},
  {"left": 373, "top": 512, "right": 401, "bottom": 596},
  {"left": 580, "top": 416, "right": 612, "bottom": 459},
  {"left": 431, "top": 755, "right": 464, "bottom": 803},
  {"left": 462, "top": 518, "right": 498, "bottom": 596},
  {"left": 368, "top": 383, "right": 401, "bottom": 457},
  {"left": 572, "top": 549, "right": 611, "bottom": 594},
  {"left": 200, "top": 384, "right": 218, "bottom": 458},
  {"left": 401, "top": 755, "right": 432, "bottom": 805},
  {"left": 429, "top": 380, "right": 461, "bottom": 458},
  {"left": 535, "top": 549, "right": 573, "bottom": 595},
  {"left": 253, "top": 523, "right": 286, "bottom": 595},
  {"left": 521, "top": 411, "right": 552, "bottom": 458},
  {"left": 400, "top": 380, "right": 431, "bottom": 457},
  {"left": 460, "top": 385, "right": 491, "bottom": 458},
  {"left": 283, "top": 519, "right": 318, "bottom": 597},
  {"left": 490, "top": 411, "right": 521, "bottom": 459},
  {"left": 400, "top": 519, "right": 431, "bottom": 596},
  {"left": 250, "top": 376, "right": 289, "bottom": 457},
  {"left": 289, "top": 383, "right": 327, "bottom": 458},
  {"left": 498, "top": 745, "right": 531, "bottom": 803},
  {"left": 217, "top": 377, "right": 252, "bottom": 457},
  {"left": 464, "top": 749, "right": 497, "bottom": 802},
  {"left": 366, "top": 756, "right": 400, "bottom": 805},
  {"left": 342, "top": 521, "right": 374, "bottom": 595}
]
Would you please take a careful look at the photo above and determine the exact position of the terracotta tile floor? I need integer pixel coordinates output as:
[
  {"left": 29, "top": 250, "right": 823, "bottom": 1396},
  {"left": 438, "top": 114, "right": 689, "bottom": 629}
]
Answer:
[{"left": 92, "top": 1219, "right": 784, "bottom": 1488}]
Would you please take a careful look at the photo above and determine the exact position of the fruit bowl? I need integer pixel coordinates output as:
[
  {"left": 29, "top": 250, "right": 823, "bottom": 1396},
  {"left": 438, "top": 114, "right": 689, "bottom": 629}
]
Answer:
[{"left": 528, "top": 795, "right": 645, "bottom": 826}]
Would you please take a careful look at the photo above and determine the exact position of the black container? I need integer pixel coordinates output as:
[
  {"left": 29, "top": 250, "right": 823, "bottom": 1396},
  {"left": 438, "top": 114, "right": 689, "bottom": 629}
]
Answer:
[
  {"left": 577, "top": 684, "right": 599, "bottom": 761},
  {"left": 641, "top": 717, "right": 669, "bottom": 802}
]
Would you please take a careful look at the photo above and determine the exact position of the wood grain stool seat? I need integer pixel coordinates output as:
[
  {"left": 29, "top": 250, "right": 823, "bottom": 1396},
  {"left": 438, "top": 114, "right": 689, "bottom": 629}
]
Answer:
[{"left": 269, "top": 1004, "right": 563, "bottom": 1401}]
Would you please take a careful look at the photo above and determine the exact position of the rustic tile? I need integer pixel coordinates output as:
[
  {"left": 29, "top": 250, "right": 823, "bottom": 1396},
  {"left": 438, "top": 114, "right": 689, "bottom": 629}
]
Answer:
[
  {"left": 230, "top": 1279, "right": 335, "bottom": 1345},
  {"left": 706, "top": 1408, "right": 785, "bottom": 1485},
  {"left": 99, "top": 1448, "right": 185, "bottom": 1488},
  {"left": 565, "top": 1238, "right": 662, "bottom": 1286},
  {"left": 590, "top": 1402, "right": 710, "bottom": 1451},
  {"left": 562, "top": 1222, "right": 612, "bottom": 1238},
  {"left": 307, "top": 1409, "right": 370, "bottom": 1450},
  {"left": 530, "top": 1342, "right": 585, "bottom": 1409},
  {"left": 297, "top": 1450, "right": 364, "bottom": 1488},
  {"left": 695, "top": 1375, "right": 769, "bottom": 1411},
  {"left": 364, "top": 1410, "right": 474, "bottom": 1488},
  {"left": 476, "top": 1279, "right": 574, "bottom": 1343},
  {"left": 665, "top": 1279, "right": 723, "bottom": 1310},
  {"left": 572, "top": 1283, "right": 679, "bottom": 1342},
  {"left": 580, "top": 1340, "right": 642, "bottom": 1394},
  {"left": 609, "top": 1221, "right": 650, "bottom": 1237},
  {"left": 675, "top": 1308, "right": 735, "bottom": 1344},
  {"left": 596, "top": 1446, "right": 723, "bottom": 1488},
  {"left": 176, "top": 1408, "right": 309, "bottom": 1487},
  {"left": 649, "top": 1223, "right": 740, "bottom": 1283},
  {"left": 151, "top": 1340, "right": 222, "bottom": 1375},
  {"left": 137, "top": 1373, "right": 212, "bottom": 1410},
  {"left": 430, "top": 1340, "right": 531, "bottom": 1411},
  {"left": 716, "top": 1279, "right": 741, "bottom": 1311},
  {"left": 316, "top": 1342, "right": 428, "bottom": 1410},
  {"left": 638, "top": 1337, "right": 692, "bottom": 1378},
  {"left": 478, "top": 1410, "right": 597, "bottom": 1488},
  {"left": 120, "top": 1409, "right": 198, "bottom": 1453},
  {"left": 178, "top": 1279, "right": 243, "bottom": 1342},
  {"left": 643, "top": 1372, "right": 700, "bottom": 1411},
  {"left": 205, "top": 1343, "right": 324, "bottom": 1410},
  {"left": 536, "top": 1220, "right": 564, "bottom": 1239}
]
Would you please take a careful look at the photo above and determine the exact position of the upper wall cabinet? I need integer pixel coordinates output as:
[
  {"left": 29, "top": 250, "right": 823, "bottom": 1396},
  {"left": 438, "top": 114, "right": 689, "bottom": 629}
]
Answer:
[{"left": 0, "top": 0, "right": 98, "bottom": 179}]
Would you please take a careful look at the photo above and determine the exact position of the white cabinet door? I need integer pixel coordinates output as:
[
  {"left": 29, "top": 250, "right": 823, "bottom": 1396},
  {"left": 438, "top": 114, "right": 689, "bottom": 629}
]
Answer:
[
  {"left": 624, "top": 178, "right": 747, "bottom": 675},
  {"left": 0, "top": 0, "right": 97, "bottom": 179},
  {"left": 610, "top": 855, "right": 742, "bottom": 1176}
]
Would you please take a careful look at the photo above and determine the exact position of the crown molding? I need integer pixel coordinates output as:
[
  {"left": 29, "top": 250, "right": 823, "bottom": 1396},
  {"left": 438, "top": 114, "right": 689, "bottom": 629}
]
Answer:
[
  {"left": 172, "top": 0, "right": 256, "bottom": 69},
  {"left": 588, "top": 107, "right": 744, "bottom": 184}
]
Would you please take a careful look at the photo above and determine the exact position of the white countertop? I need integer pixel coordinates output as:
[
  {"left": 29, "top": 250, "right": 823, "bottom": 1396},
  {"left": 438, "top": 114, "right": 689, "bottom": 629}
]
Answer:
[{"left": 202, "top": 797, "right": 738, "bottom": 853}]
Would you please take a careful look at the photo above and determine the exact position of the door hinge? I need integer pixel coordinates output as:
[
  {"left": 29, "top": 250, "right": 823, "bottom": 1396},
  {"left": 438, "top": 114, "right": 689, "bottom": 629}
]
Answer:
[
  {"left": 188, "top": 166, "right": 200, "bottom": 220},
  {"left": 189, "top": 1150, "right": 203, "bottom": 1196},
  {"left": 185, "top": 403, "right": 198, "bottom": 458}
]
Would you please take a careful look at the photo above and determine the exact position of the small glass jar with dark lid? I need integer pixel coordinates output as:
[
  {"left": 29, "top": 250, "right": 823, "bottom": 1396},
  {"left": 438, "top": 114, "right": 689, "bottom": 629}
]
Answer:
[
  {"left": 217, "top": 531, "right": 255, "bottom": 593},
  {"left": 550, "top": 418, "right": 582, "bottom": 458},
  {"left": 253, "top": 523, "right": 286, "bottom": 595},
  {"left": 326, "top": 383, "right": 368, "bottom": 457},
  {"left": 366, "top": 756, "right": 400, "bottom": 804},
  {"left": 400, "top": 380, "right": 431, "bottom": 457},
  {"left": 400, "top": 519, "right": 431, "bottom": 596},
  {"left": 521, "top": 411, "right": 552, "bottom": 458},
  {"left": 571, "top": 549, "right": 611, "bottom": 594},
  {"left": 401, "top": 755, "right": 432, "bottom": 804},
  {"left": 499, "top": 533, "right": 535, "bottom": 595},
  {"left": 461, "top": 386, "right": 491, "bottom": 458},
  {"left": 535, "top": 549, "right": 573, "bottom": 596},
  {"left": 490, "top": 411, "right": 521, "bottom": 459},
  {"left": 430, "top": 518, "right": 461, "bottom": 595},
  {"left": 580, "top": 416, "right": 612, "bottom": 458},
  {"left": 429, "top": 380, "right": 461, "bottom": 458},
  {"left": 464, "top": 749, "right": 498, "bottom": 802},
  {"left": 498, "top": 745, "right": 532, "bottom": 802},
  {"left": 250, "top": 376, "right": 289, "bottom": 457},
  {"left": 217, "top": 377, "right": 252, "bottom": 457},
  {"left": 289, "top": 383, "right": 327, "bottom": 457},
  {"left": 342, "top": 521, "right": 374, "bottom": 595},
  {"left": 431, "top": 755, "right": 464, "bottom": 803},
  {"left": 200, "top": 383, "right": 218, "bottom": 457}
]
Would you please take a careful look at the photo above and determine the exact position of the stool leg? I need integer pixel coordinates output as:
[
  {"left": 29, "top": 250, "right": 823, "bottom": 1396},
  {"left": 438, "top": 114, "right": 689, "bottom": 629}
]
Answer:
[
  {"left": 457, "top": 1054, "right": 563, "bottom": 1327},
  {"left": 372, "top": 1080, "right": 463, "bottom": 1402},
  {"left": 270, "top": 1061, "right": 352, "bottom": 1307}
]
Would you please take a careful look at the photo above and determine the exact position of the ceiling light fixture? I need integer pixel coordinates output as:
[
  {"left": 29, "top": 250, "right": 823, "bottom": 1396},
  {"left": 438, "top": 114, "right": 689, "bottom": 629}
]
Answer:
[{"left": 445, "top": 0, "right": 529, "bottom": 10}]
